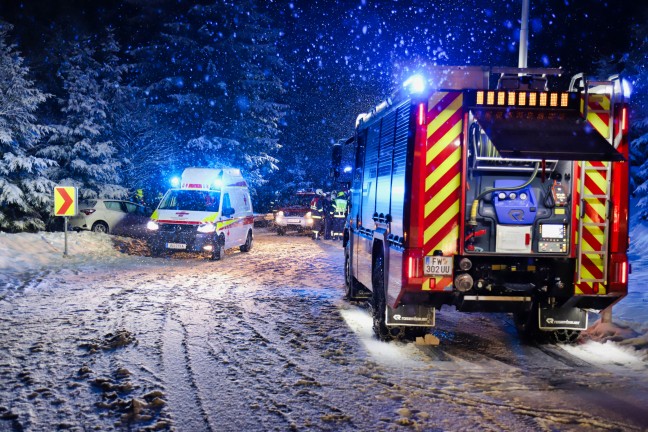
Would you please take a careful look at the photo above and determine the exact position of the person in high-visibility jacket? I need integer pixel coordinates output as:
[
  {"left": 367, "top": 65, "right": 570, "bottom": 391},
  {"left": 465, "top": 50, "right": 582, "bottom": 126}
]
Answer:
[
  {"left": 331, "top": 190, "right": 347, "bottom": 240},
  {"left": 310, "top": 189, "right": 325, "bottom": 240}
]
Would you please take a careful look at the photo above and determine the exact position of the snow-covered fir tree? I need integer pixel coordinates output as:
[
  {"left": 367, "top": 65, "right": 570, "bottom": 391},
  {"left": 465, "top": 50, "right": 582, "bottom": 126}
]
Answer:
[
  {"left": 131, "top": 0, "right": 287, "bottom": 197},
  {"left": 39, "top": 34, "right": 127, "bottom": 201},
  {"left": 0, "top": 23, "right": 55, "bottom": 232},
  {"left": 623, "top": 24, "right": 648, "bottom": 217}
]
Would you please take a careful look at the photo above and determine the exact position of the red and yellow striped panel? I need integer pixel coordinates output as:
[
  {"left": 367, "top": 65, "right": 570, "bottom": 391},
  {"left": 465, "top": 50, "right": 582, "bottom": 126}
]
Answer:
[
  {"left": 580, "top": 94, "right": 611, "bottom": 142},
  {"left": 422, "top": 92, "right": 463, "bottom": 291},
  {"left": 576, "top": 161, "right": 609, "bottom": 295}
]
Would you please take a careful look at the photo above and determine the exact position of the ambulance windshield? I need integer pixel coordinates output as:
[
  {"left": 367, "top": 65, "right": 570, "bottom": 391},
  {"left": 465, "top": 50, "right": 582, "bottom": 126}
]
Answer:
[{"left": 159, "top": 190, "right": 221, "bottom": 212}]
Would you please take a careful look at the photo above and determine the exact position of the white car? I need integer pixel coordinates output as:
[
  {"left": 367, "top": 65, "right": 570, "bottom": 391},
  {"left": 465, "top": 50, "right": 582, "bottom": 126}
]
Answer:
[{"left": 69, "top": 199, "right": 151, "bottom": 237}]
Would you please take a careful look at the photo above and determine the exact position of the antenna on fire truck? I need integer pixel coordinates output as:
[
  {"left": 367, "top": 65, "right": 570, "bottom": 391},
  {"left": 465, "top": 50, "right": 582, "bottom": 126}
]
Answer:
[{"left": 518, "top": 0, "right": 530, "bottom": 68}]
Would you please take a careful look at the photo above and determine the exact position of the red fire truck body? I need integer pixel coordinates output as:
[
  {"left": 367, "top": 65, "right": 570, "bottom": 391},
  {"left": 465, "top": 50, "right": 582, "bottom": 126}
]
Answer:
[{"left": 340, "top": 66, "right": 630, "bottom": 341}]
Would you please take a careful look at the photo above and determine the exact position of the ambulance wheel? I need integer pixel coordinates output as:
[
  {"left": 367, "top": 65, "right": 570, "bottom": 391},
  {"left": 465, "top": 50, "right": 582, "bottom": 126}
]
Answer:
[
  {"left": 149, "top": 246, "right": 162, "bottom": 258},
  {"left": 240, "top": 230, "right": 253, "bottom": 252},
  {"left": 211, "top": 235, "right": 225, "bottom": 261},
  {"left": 344, "top": 246, "right": 362, "bottom": 300},
  {"left": 371, "top": 254, "right": 391, "bottom": 341},
  {"left": 550, "top": 329, "right": 580, "bottom": 344}
]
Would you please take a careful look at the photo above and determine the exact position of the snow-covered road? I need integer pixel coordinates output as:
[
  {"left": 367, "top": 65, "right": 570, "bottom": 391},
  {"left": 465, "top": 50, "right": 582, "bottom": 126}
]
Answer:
[{"left": 1, "top": 230, "right": 647, "bottom": 431}]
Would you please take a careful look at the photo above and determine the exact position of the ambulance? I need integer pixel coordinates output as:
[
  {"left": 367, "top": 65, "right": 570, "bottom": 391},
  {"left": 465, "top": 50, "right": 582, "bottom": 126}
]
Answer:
[
  {"left": 147, "top": 168, "right": 254, "bottom": 260},
  {"left": 335, "top": 66, "right": 630, "bottom": 343}
]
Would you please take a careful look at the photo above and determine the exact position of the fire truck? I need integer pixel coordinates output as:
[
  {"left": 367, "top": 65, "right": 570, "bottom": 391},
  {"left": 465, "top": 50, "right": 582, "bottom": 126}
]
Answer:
[{"left": 335, "top": 66, "right": 630, "bottom": 342}]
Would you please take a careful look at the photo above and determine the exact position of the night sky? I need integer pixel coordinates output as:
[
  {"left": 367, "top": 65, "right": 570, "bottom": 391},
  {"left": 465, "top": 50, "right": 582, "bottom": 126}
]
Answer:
[
  {"left": 2, "top": 0, "right": 643, "bottom": 82},
  {"left": 1, "top": 0, "right": 645, "bottom": 202}
]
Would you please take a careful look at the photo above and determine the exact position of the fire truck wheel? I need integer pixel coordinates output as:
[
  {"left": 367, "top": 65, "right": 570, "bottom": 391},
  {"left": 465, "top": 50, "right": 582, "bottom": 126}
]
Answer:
[
  {"left": 344, "top": 246, "right": 361, "bottom": 300},
  {"left": 513, "top": 306, "right": 540, "bottom": 342},
  {"left": 240, "top": 230, "right": 253, "bottom": 252},
  {"left": 550, "top": 329, "right": 580, "bottom": 344},
  {"left": 371, "top": 254, "right": 391, "bottom": 341}
]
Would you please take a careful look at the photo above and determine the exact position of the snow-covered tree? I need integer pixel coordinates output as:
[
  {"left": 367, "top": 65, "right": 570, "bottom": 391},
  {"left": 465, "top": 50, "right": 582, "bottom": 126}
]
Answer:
[
  {"left": 599, "top": 22, "right": 648, "bottom": 217},
  {"left": 0, "top": 23, "right": 55, "bottom": 232},
  {"left": 131, "top": 0, "right": 287, "bottom": 197},
  {"left": 40, "top": 35, "right": 127, "bottom": 200}
]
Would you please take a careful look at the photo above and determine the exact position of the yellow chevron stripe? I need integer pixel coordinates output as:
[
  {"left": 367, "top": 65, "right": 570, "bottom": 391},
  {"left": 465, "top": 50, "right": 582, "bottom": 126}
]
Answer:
[
  {"left": 587, "top": 112, "right": 609, "bottom": 139},
  {"left": 202, "top": 212, "right": 220, "bottom": 223},
  {"left": 426, "top": 93, "right": 463, "bottom": 139},
  {"left": 216, "top": 218, "right": 236, "bottom": 229},
  {"left": 426, "top": 148, "right": 461, "bottom": 190},
  {"left": 422, "top": 279, "right": 430, "bottom": 291},
  {"left": 582, "top": 233, "right": 605, "bottom": 251},
  {"left": 590, "top": 94, "right": 610, "bottom": 110},
  {"left": 425, "top": 172, "right": 461, "bottom": 217},
  {"left": 423, "top": 201, "right": 459, "bottom": 244},
  {"left": 428, "top": 225, "right": 460, "bottom": 255},
  {"left": 426, "top": 121, "right": 462, "bottom": 165}
]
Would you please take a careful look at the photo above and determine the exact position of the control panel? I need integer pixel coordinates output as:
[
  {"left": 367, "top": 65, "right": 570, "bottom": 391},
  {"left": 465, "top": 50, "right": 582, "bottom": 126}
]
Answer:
[{"left": 538, "top": 223, "right": 568, "bottom": 253}]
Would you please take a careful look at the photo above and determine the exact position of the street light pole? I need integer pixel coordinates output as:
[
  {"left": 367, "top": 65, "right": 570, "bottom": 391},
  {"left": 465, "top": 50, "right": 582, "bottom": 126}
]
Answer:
[{"left": 518, "top": 0, "right": 529, "bottom": 68}]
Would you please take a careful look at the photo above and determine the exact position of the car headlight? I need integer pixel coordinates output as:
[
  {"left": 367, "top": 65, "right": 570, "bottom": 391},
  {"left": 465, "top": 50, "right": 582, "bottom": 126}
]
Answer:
[
  {"left": 147, "top": 220, "right": 159, "bottom": 231},
  {"left": 275, "top": 211, "right": 284, "bottom": 221},
  {"left": 197, "top": 222, "right": 216, "bottom": 233},
  {"left": 305, "top": 211, "right": 313, "bottom": 225}
]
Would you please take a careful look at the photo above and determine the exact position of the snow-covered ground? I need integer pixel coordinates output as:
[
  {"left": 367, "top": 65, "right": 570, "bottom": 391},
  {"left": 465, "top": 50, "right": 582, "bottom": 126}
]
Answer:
[{"left": 1, "top": 228, "right": 647, "bottom": 430}]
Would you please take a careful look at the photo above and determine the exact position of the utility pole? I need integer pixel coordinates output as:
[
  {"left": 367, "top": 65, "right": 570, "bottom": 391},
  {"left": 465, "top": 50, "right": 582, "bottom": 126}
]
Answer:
[{"left": 518, "top": 0, "right": 529, "bottom": 68}]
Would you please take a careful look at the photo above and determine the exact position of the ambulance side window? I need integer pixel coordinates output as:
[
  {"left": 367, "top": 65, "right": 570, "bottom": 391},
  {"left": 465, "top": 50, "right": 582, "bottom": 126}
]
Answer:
[{"left": 222, "top": 193, "right": 232, "bottom": 215}]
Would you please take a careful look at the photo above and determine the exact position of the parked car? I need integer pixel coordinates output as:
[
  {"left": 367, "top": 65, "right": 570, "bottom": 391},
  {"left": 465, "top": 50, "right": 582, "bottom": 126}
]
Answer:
[
  {"left": 274, "top": 191, "right": 318, "bottom": 235},
  {"left": 69, "top": 199, "right": 152, "bottom": 238}
]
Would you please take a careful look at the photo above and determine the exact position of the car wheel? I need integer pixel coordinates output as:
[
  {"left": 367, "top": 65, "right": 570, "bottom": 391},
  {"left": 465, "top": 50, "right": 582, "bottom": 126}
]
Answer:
[
  {"left": 277, "top": 227, "right": 286, "bottom": 236},
  {"left": 92, "top": 221, "right": 109, "bottom": 234},
  {"left": 240, "top": 230, "right": 253, "bottom": 253}
]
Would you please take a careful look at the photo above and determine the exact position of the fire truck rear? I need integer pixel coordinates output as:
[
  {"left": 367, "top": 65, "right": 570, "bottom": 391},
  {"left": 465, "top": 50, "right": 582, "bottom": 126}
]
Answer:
[{"left": 337, "top": 66, "right": 630, "bottom": 342}]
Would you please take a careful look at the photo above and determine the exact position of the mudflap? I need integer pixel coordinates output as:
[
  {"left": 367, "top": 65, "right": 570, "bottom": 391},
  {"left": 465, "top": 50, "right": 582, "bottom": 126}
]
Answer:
[
  {"left": 386, "top": 304, "right": 435, "bottom": 327},
  {"left": 538, "top": 307, "right": 588, "bottom": 331}
]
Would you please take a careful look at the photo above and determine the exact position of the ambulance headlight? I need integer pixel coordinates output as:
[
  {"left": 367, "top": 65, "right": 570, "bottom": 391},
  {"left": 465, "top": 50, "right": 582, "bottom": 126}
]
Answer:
[
  {"left": 305, "top": 211, "right": 313, "bottom": 225},
  {"left": 147, "top": 220, "right": 159, "bottom": 231},
  {"left": 197, "top": 222, "right": 216, "bottom": 233},
  {"left": 275, "top": 211, "right": 284, "bottom": 221}
]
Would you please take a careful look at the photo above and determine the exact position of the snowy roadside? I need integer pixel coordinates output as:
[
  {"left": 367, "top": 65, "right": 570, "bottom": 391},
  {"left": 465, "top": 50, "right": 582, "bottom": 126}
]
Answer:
[{"left": 1, "top": 228, "right": 647, "bottom": 364}]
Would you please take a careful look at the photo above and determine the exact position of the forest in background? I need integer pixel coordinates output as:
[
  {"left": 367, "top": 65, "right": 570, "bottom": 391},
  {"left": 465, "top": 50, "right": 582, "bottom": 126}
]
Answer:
[{"left": 0, "top": 0, "right": 645, "bottom": 231}]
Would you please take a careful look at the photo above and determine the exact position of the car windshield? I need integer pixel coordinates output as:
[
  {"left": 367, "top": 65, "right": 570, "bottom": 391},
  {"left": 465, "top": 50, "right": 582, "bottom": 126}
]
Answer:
[
  {"left": 159, "top": 190, "right": 220, "bottom": 212},
  {"left": 284, "top": 194, "right": 316, "bottom": 207}
]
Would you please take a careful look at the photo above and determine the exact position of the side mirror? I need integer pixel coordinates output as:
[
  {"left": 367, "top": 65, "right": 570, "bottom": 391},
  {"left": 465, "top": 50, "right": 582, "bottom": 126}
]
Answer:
[{"left": 223, "top": 207, "right": 235, "bottom": 217}]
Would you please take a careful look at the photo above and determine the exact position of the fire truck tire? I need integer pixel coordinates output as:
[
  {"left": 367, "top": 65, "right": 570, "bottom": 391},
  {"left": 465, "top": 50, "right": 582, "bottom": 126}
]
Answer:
[
  {"left": 344, "top": 246, "right": 362, "bottom": 300},
  {"left": 550, "top": 329, "right": 580, "bottom": 344},
  {"left": 240, "top": 230, "right": 253, "bottom": 252},
  {"left": 371, "top": 254, "right": 391, "bottom": 341},
  {"left": 513, "top": 306, "right": 540, "bottom": 342}
]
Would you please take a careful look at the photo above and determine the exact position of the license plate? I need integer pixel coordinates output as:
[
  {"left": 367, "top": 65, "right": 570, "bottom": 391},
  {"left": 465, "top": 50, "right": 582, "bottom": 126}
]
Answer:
[
  {"left": 424, "top": 256, "right": 453, "bottom": 276},
  {"left": 287, "top": 219, "right": 301, "bottom": 224},
  {"left": 166, "top": 242, "right": 187, "bottom": 250}
]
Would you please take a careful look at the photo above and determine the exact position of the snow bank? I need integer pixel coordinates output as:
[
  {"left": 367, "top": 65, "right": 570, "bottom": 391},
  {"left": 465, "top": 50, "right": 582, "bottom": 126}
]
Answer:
[{"left": 0, "top": 231, "right": 125, "bottom": 283}]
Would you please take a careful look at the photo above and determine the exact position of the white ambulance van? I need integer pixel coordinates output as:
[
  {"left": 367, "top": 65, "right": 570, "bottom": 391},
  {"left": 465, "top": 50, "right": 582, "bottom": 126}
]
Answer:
[{"left": 147, "top": 167, "right": 254, "bottom": 260}]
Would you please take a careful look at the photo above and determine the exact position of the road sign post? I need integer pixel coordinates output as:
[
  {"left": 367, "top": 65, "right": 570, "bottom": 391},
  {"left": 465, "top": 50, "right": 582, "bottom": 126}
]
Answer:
[{"left": 54, "top": 186, "right": 78, "bottom": 257}]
